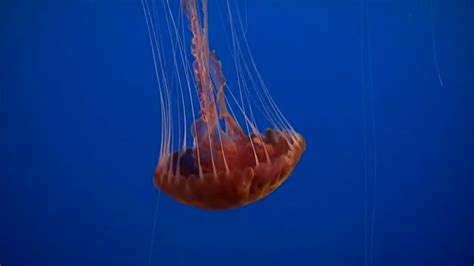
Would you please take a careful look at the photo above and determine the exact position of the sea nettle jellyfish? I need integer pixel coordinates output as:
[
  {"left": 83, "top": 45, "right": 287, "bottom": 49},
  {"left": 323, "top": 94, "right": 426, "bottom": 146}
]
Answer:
[{"left": 142, "top": 0, "right": 305, "bottom": 210}]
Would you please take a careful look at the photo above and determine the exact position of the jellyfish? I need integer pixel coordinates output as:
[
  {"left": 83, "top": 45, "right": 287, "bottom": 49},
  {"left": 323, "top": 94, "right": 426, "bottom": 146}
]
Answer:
[{"left": 142, "top": 0, "right": 305, "bottom": 210}]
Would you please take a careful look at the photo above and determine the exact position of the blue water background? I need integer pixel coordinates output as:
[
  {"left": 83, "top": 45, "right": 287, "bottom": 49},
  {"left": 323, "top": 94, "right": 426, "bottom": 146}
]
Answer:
[{"left": 1, "top": 1, "right": 473, "bottom": 265}]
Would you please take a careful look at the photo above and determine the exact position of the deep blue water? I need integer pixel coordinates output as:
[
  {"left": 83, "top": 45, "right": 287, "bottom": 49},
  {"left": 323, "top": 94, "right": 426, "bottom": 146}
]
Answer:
[{"left": 1, "top": 1, "right": 473, "bottom": 266}]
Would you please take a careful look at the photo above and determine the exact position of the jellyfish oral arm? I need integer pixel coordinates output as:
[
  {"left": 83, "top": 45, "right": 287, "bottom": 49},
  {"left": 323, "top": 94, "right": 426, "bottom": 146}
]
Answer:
[
  {"left": 183, "top": 0, "right": 213, "bottom": 123},
  {"left": 183, "top": 0, "right": 243, "bottom": 141}
]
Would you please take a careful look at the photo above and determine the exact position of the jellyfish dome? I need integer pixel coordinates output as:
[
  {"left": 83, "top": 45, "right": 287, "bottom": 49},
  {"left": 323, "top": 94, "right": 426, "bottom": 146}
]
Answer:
[{"left": 142, "top": 0, "right": 305, "bottom": 210}]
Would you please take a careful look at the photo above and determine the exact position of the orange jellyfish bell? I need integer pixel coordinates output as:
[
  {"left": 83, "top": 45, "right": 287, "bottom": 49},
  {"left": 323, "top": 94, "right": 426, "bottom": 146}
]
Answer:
[{"left": 143, "top": 0, "right": 305, "bottom": 210}]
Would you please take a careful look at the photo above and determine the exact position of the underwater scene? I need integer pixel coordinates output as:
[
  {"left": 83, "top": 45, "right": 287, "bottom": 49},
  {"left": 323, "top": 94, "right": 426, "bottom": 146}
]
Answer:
[{"left": 1, "top": 0, "right": 473, "bottom": 265}]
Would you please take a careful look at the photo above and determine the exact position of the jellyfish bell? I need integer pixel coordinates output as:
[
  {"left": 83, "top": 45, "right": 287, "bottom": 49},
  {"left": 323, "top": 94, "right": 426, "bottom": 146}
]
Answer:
[
  {"left": 143, "top": 0, "right": 305, "bottom": 210},
  {"left": 155, "top": 128, "right": 305, "bottom": 210}
]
